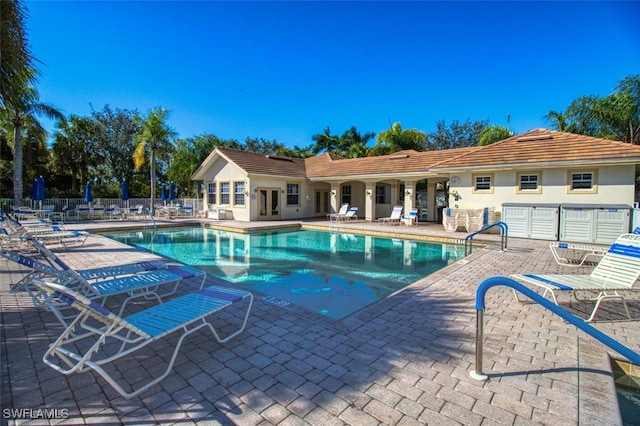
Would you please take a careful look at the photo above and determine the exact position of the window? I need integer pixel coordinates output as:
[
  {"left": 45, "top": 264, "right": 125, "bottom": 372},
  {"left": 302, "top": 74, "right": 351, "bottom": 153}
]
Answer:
[
  {"left": 473, "top": 175, "right": 493, "bottom": 192},
  {"left": 219, "top": 182, "right": 230, "bottom": 204},
  {"left": 571, "top": 173, "right": 593, "bottom": 190},
  {"left": 207, "top": 182, "right": 216, "bottom": 205},
  {"left": 286, "top": 183, "right": 299, "bottom": 205},
  {"left": 517, "top": 172, "right": 541, "bottom": 193},
  {"left": 375, "top": 185, "right": 386, "bottom": 204},
  {"left": 234, "top": 182, "right": 245, "bottom": 206},
  {"left": 567, "top": 170, "right": 597, "bottom": 194},
  {"left": 341, "top": 185, "right": 351, "bottom": 205}
]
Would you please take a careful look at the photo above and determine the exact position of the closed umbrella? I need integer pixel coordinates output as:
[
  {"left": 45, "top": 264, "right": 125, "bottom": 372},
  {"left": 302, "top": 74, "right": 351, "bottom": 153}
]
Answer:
[
  {"left": 84, "top": 182, "right": 94, "bottom": 204},
  {"left": 168, "top": 182, "right": 175, "bottom": 203},
  {"left": 121, "top": 180, "right": 129, "bottom": 209},
  {"left": 31, "top": 178, "right": 38, "bottom": 207},
  {"left": 161, "top": 183, "right": 167, "bottom": 205},
  {"left": 35, "top": 176, "right": 45, "bottom": 209}
]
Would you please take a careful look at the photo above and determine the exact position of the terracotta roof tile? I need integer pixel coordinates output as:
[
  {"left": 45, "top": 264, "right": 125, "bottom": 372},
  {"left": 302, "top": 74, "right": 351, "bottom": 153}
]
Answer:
[
  {"left": 431, "top": 128, "right": 640, "bottom": 170},
  {"left": 217, "top": 147, "right": 307, "bottom": 177}
]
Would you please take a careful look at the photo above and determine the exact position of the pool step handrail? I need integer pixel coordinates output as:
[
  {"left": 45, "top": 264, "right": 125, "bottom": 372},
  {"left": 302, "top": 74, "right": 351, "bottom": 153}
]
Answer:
[
  {"left": 143, "top": 207, "right": 158, "bottom": 231},
  {"left": 470, "top": 276, "right": 640, "bottom": 381},
  {"left": 464, "top": 221, "right": 508, "bottom": 255}
]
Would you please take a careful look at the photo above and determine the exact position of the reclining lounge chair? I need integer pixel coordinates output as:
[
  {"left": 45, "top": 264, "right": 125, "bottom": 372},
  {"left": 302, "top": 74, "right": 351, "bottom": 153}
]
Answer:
[
  {"left": 378, "top": 205, "right": 403, "bottom": 225},
  {"left": 2, "top": 247, "right": 206, "bottom": 326},
  {"left": 32, "top": 278, "right": 252, "bottom": 399},
  {"left": 511, "top": 233, "right": 640, "bottom": 322}
]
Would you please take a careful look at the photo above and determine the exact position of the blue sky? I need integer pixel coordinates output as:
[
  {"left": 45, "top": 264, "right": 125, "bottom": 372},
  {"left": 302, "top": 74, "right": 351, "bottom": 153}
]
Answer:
[{"left": 26, "top": 1, "right": 640, "bottom": 147}]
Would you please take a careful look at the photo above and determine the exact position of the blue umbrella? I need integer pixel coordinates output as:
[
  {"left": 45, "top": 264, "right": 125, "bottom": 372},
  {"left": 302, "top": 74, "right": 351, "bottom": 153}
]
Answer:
[
  {"left": 168, "top": 182, "right": 175, "bottom": 202},
  {"left": 161, "top": 183, "right": 167, "bottom": 202},
  {"left": 31, "top": 178, "right": 38, "bottom": 201},
  {"left": 36, "top": 176, "right": 45, "bottom": 202},
  {"left": 121, "top": 180, "right": 129, "bottom": 201},
  {"left": 84, "top": 182, "right": 94, "bottom": 203}
]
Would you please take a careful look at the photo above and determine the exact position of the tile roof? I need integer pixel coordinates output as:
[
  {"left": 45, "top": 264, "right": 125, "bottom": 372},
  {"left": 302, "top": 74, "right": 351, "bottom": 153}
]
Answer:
[
  {"left": 304, "top": 147, "right": 478, "bottom": 178},
  {"left": 197, "top": 129, "right": 640, "bottom": 180},
  {"left": 216, "top": 148, "right": 308, "bottom": 177},
  {"left": 430, "top": 128, "right": 640, "bottom": 170}
]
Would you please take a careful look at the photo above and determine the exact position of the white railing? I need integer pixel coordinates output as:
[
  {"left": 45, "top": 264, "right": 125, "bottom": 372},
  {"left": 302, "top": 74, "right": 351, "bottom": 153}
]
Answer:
[{"left": 1, "top": 198, "right": 205, "bottom": 218}]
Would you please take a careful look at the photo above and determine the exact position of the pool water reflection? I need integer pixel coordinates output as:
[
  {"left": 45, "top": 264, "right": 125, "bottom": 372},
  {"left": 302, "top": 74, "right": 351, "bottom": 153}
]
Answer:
[{"left": 105, "top": 227, "right": 469, "bottom": 319}]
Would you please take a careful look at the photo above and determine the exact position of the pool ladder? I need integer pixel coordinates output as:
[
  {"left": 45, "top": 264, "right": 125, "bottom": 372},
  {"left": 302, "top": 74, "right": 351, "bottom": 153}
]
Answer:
[
  {"left": 142, "top": 207, "right": 158, "bottom": 231},
  {"left": 464, "top": 221, "right": 508, "bottom": 255}
]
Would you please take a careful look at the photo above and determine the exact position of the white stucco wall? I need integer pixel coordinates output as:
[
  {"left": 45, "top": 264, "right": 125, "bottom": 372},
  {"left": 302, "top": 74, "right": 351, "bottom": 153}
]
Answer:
[{"left": 447, "top": 165, "right": 636, "bottom": 212}]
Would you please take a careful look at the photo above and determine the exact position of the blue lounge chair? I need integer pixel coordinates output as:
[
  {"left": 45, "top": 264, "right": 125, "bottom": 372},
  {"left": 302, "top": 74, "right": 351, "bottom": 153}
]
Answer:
[
  {"left": 511, "top": 233, "right": 640, "bottom": 322},
  {"left": 32, "top": 278, "right": 252, "bottom": 399},
  {"left": 2, "top": 247, "right": 206, "bottom": 326}
]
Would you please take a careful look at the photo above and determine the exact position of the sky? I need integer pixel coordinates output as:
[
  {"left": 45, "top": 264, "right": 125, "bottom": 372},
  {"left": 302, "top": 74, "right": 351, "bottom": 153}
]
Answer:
[{"left": 25, "top": 1, "right": 640, "bottom": 148}]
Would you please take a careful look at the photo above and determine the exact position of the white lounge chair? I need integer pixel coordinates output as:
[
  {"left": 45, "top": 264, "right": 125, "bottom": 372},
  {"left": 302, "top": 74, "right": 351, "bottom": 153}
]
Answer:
[
  {"left": 327, "top": 203, "right": 349, "bottom": 221},
  {"left": 511, "top": 233, "right": 640, "bottom": 322},
  {"left": 402, "top": 209, "right": 419, "bottom": 226},
  {"left": 549, "top": 241, "right": 608, "bottom": 267},
  {"left": 378, "top": 206, "right": 403, "bottom": 225},
  {"left": 2, "top": 248, "right": 206, "bottom": 326},
  {"left": 32, "top": 278, "right": 252, "bottom": 399},
  {"left": 336, "top": 207, "right": 359, "bottom": 222}
]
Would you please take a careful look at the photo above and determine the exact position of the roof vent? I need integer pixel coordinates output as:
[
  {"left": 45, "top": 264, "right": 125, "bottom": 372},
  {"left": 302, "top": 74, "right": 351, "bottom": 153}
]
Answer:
[
  {"left": 388, "top": 154, "right": 410, "bottom": 159},
  {"left": 265, "top": 154, "right": 294, "bottom": 162},
  {"left": 517, "top": 134, "right": 553, "bottom": 142}
]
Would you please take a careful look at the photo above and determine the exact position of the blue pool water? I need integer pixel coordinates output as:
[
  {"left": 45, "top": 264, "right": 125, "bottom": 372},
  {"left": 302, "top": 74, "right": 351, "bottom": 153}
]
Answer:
[{"left": 104, "top": 227, "right": 468, "bottom": 319}]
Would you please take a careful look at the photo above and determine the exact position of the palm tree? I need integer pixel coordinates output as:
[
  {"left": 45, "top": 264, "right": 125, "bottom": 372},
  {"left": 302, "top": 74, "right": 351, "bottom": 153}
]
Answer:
[
  {"left": 1, "top": 85, "right": 64, "bottom": 204},
  {"left": 372, "top": 122, "right": 427, "bottom": 155},
  {"left": 133, "top": 108, "right": 176, "bottom": 215},
  {"left": 0, "top": 0, "right": 37, "bottom": 107},
  {"left": 544, "top": 110, "right": 568, "bottom": 131}
]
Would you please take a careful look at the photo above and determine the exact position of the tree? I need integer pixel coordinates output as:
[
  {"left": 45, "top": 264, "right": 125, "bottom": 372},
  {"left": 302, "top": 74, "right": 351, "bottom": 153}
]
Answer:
[
  {"left": 0, "top": 0, "right": 37, "bottom": 107},
  {"left": 168, "top": 133, "right": 240, "bottom": 196},
  {"left": 478, "top": 125, "right": 512, "bottom": 146},
  {"left": 427, "top": 119, "right": 488, "bottom": 150},
  {"left": 1, "top": 85, "right": 64, "bottom": 204},
  {"left": 544, "top": 110, "right": 568, "bottom": 131},
  {"left": 133, "top": 108, "right": 176, "bottom": 215},
  {"left": 371, "top": 122, "right": 427, "bottom": 156},
  {"left": 91, "top": 105, "right": 142, "bottom": 189},
  {"left": 545, "top": 75, "right": 640, "bottom": 144},
  {"left": 311, "top": 127, "right": 341, "bottom": 155},
  {"left": 51, "top": 115, "right": 100, "bottom": 195}
]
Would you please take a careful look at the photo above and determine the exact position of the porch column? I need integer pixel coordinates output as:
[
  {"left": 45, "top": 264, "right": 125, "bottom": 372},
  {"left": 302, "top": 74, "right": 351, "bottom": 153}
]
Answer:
[
  {"left": 330, "top": 184, "right": 340, "bottom": 215},
  {"left": 403, "top": 181, "right": 416, "bottom": 217},
  {"left": 364, "top": 183, "right": 375, "bottom": 221}
]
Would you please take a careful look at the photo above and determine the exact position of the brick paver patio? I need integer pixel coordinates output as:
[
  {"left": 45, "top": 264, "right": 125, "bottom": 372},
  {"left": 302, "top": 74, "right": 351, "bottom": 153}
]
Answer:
[{"left": 1, "top": 218, "right": 638, "bottom": 425}]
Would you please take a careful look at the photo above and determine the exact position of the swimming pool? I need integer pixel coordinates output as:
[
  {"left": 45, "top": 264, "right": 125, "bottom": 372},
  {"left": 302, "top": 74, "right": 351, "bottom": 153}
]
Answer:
[{"left": 105, "top": 227, "right": 469, "bottom": 319}]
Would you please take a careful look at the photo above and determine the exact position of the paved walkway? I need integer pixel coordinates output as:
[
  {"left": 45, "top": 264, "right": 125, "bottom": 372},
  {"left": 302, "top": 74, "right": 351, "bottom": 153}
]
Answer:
[{"left": 2, "top": 218, "right": 639, "bottom": 425}]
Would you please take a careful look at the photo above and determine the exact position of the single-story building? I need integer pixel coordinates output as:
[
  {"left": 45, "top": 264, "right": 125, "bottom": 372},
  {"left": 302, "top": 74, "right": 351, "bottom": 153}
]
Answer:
[{"left": 191, "top": 128, "right": 640, "bottom": 240}]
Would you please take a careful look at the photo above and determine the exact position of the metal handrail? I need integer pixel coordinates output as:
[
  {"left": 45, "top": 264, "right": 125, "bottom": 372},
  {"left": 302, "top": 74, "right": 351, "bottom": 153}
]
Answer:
[
  {"left": 144, "top": 208, "right": 158, "bottom": 231},
  {"left": 470, "top": 276, "right": 640, "bottom": 381},
  {"left": 464, "top": 221, "right": 508, "bottom": 255}
]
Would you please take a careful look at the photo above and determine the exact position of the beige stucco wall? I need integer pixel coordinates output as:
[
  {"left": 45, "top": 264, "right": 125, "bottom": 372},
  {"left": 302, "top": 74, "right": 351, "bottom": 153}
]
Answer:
[{"left": 447, "top": 165, "right": 636, "bottom": 212}]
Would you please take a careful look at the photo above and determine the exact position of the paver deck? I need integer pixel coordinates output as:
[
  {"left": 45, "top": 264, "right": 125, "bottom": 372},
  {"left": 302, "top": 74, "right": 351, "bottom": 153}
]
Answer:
[{"left": 2, "top": 217, "right": 639, "bottom": 425}]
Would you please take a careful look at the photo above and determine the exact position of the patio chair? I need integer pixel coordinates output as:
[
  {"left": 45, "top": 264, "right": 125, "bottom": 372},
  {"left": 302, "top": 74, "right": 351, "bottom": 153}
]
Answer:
[
  {"left": 106, "top": 205, "right": 124, "bottom": 220},
  {"left": 402, "top": 208, "right": 419, "bottom": 226},
  {"left": 510, "top": 233, "right": 640, "bottom": 322},
  {"left": 378, "top": 205, "right": 403, "bottom": 225},
  {"left": 32, "top": 278, "right": 252, "bottom": 399},
  {"left": 549, "top": 241, "right": 608, "bottom": 267},
  {"left": 327, "top": 203, "right": 349, "bottom": 221},
  {"left": 335, "top": 206, "right": 358, "bottom": 222},
  {"left": 2, "top": 248, "right": 206, "bottom": 327},
  {"left": 21, "top": 224, "right": 90, "bottom": 249}
]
